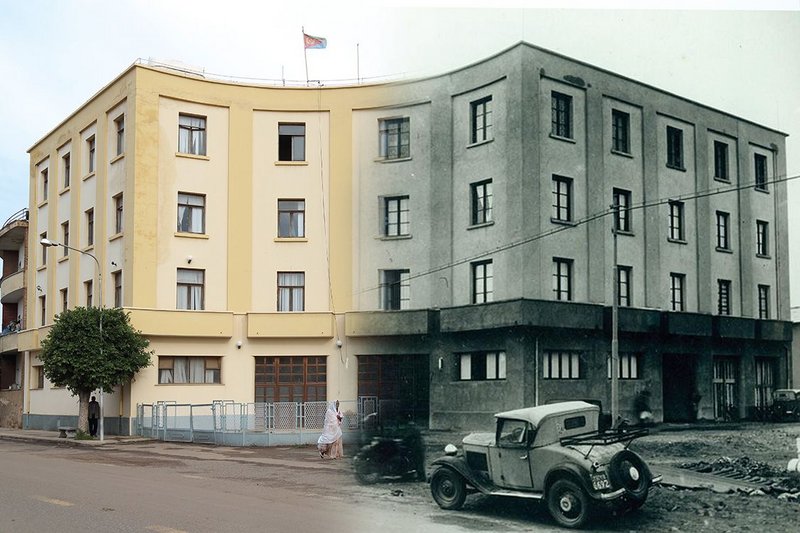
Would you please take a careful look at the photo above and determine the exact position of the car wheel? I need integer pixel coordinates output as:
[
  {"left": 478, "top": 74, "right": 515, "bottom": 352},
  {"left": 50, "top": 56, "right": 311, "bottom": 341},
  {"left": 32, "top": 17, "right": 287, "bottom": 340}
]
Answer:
[
  {"left": 430, "top": 467, "right": 466, "bottom": 510},
  {"left": 547, "top": 478, "right": 592, "bottom": 529},
  {"left": 608, "top": 450, "right": 651, "bottom": 502},
  {"left": 353, "top": 457, "right": 381, "bottom": 485}
]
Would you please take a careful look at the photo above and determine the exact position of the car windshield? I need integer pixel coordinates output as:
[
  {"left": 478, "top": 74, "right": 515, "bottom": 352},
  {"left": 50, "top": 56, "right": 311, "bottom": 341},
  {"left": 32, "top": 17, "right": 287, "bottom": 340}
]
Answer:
[{"left": 497, "top": 419, "right": 530, "bottom": 447}]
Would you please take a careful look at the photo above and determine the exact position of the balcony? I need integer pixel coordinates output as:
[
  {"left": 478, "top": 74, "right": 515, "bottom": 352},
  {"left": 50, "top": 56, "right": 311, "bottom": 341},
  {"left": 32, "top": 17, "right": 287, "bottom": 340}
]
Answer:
[{"left": 0, "top": 270, "right": 24, "bottom": 303}]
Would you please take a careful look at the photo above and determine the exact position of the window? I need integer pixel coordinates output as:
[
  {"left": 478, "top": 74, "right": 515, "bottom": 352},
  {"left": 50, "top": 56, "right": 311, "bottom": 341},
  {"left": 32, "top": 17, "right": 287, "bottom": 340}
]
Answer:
[
  {"left": 113, "top": 270, "right": 122, "bottom": 308},
  {"left": 497, "top": 419, "right": 529, "bottom": 447},
  {"left": 275, "top": 199, "right": 305, "bottom": 238},
  {"left": 32, "top": 366, "right": 44, "bottom": 389},
  {"left": 754, "top": 358, "right": 775, "bottom": 410},
  {"left": 470, "top": 180, "right": 493, "bottom": 225},
  {"left": 40, "top": 232, "right": 47, "bottom": 265},
  {"left": 379, "top": 117, "right": 410, "bottom": 159},
  {"left": 85, "top": 280, "right": 93, "bottom": 307},
  {"left": 758, "top": 285, "right": 770, "bottom": 319},
  {"left": 86, "top": 208, "right": 94, "bottom": 246},
  {"left": 278, "top": 272, "right": 305, "bottom": 312},
  {"left": 470, "top": 96, "right": 492, "bottom": 144},
  {"left": 471, "top": 260, "right": 493, "bottom": 304},
  {"left": 754, "top": 153, "right": 768, "bottom": 191},
  {"left": 618, "top": 265, "right": 632, "bottom": 307},
  {"left": 553, "top": 258, "right": 572, "bottom": 301},
  {"left": 613, "top": 188, "right": 631, "bottom": 232},
  {"left": 666, "top": 126, "right": 683, "bottom": 169},
  {"left": 552, "top": 175, "right": 572, "bottom": 222},
  {"left": 543, "top": 350, "right": 581, "bottom": 379},
  {"left": 114, "top": 193, "right": 124, "bottom": 234},
  {"left": 114, "top": 115, "right": 125, "bottom": 156},
  {"left": 41, "top": 168, "right": 48, "bottom": 201},
  {"left": 62, "top": 153, "right": 71, "bottom": 188},
  {"left": 717, "top": 279, "right": 731, "bottom": 315},
  {"left": 607, "top": 353, "right": 640, "bottom": 380},
  {"left": 278, "top": 123, "right": 305, "bottom": 161},
  {"left": 611, "top": 109, "right": 630, "bottom": 153},
  {"left": 670, "top": 273, "right": 685, "bottom": 311},
  {"left": 177, "top": 268, "right": 204, "bottom": 310},
  {"left": 551, "top": 91, "right": 572, "bottom": 139},
  {"left": 383, "top": 196, "right": 409, "bottom": 237},
  {"left": 458, "top": 351, "right": 506, "bottom": 381},
  {"left": 255, "top": 356, "right": 326, "bottom": 402},
  {"left": 756, "top": 220, "right": 769, "bottom": 256},
  {"left": 158, "top": 356, "right": 221, "bottom": 384},
  {"left": 177, "top": 193, "right": 206, "bottom": 234},
  {"left": 716, "top": 211, "right": 730, "bottom": 250},
  {"left": 668, "top": 201, "right": 684, "bottom": 241},
  {"left": 714, "top": 141, "right": 729, "bottom": 181},
  {"left": 178, "top": 114, "right": 207, "bottom": 155},
  {"left": 60, "top": 288, "right": 68, "bottom": 312},
  {"left": 87, "top": 136, "right": 96, "bottom": 173},
  {"left": 61, "top": 222, "right": 69, "bottom": 256},
  {"left": 39, "top": 295, "right": 46, "bottom": 326},
  {"left": 380, "top": 269, "right": 410, "bottom": 310}
]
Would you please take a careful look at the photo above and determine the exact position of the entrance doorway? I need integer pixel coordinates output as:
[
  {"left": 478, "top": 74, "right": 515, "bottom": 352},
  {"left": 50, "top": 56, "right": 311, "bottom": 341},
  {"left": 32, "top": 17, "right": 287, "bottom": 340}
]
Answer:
[
  {"left": 358, "top": 354, "right": 429, "bottom": 426},
  {"left": 662, "top": 353, "right": 696, "bottom": 422}
]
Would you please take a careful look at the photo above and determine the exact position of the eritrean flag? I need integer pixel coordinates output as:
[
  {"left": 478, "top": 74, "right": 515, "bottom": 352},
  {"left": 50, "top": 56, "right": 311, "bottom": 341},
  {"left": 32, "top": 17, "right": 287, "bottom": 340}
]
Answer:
[{"left": 304, "top": 33, "right": 327, "bottom": 49}]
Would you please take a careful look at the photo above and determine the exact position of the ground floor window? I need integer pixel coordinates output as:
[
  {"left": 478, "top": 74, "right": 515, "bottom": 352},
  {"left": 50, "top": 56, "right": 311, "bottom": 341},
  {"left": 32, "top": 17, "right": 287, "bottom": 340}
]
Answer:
[
  {"left": 713, "top": 357, "right": 738, "bottom": 419},
  {"left": 458, "top": 351, "right": 506, "bottom": 381},
  {"left": 31, "top": 365, "right": 44, "bottom": 389},
  {"left": 254, "top": 356, "right": 326, "bottom": 403},
  {"left": 158, "top": 356, "right": 220, "bottom": 384},
  {"left": 754, "top": 357, "right": 775, "bottom": 408},
  {"left": 358, "top": 354, "right": 429, "bottom": 425},
  {"left": 607, "top": 353, "right": 641, "bottom": 379},
  {"left": 543, "top": 350, "right": 581, "bottom": 379}
]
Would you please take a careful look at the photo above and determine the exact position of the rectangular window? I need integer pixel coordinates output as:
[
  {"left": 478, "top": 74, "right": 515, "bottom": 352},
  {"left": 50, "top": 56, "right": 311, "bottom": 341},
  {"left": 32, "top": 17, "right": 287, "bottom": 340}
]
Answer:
[
  {"left": 114, "top": 193, "right": 124, "bottom": 234},
  {"left": 113, "top": 270, "right": 122, "bottom": 308},
  {"left": 668, "top": 201, "right": 684, "bottom": 241},
  {"left": 277, "top": 272, "right": 305, "bottom": 312},
  {"left": 618, "top": 265, "right": 632, "bottom": 307},
  {"left": 158, "top": 356, "right": 221, "bottom": 384},
  {"left": 551, "top": 91, "right": 572, "bottom": 139},
  {"left": 60, "top": 288, "right": 68, "bottom": 312},
  {"left": 278, "top": 123, "right": 306, "bottom": 161},
  {"left": 607, "top": 353, "right": 640, "bottom": 380},
  {"left": 714, "top": 141, "right": 729, "bottom": 181},
  {"left": 553, "top": 258, "right": 573, "bottom": 301},
  {"left": 114, "top": 115, "right": 125, "bottom": 156},
  {"left": 61, "top": 222, "right": 69, "bottom": 256},
  {"left": 41, "top": 168, "right": 48, "bottom": 202},
  {"left": 85, "top": 280, "right": 93, "bottom": 307},
  {"left": 458, "top": 351, "right": 506, "bottom": 381},
  {"left": 177, "top": 193, "right": 206, "bottom": 234},
  {"left": 62, "top": 153, "right": 71, "bottom": 188},
  {"left": 670, "top": 273, "right": 685, "bottom": 311},
  {"left": 756, "top": 220, "right": 769, "bottom": 256},
  {"left": 471, "top": 260, "right": 493, "bottom": 304},
  {"left": 611, "top": 109, "right": 630, "bottom": 153},
  {"left": 379, "top": 117, "right": 410, "bottom": 159},
  {"left": 178, "top": 114, "right": 207, "bottom": 156},
  {"left": 754, "top": 358, "right": 775, "bottom": 409},
  {"left": 32, "top": 366, "right": 44, "bottom": 389},
  {"left": 754, "top": 153, "right": 768, "bottom": 191},
  {"left": 613, "top": 188, "right": 631, "bottom": 232},
  {"left": 380, "top": 269, "right": 410, "bottom": 310},
  {"left": 86, "top": 208, "right": 94, "bottom": 246},
  {"left": 255, "top": 356, "right": 327, "bottom": 403},
  {"left": 87, "top": 136, "right": 96, "bottom": 173},
  {"left": 717, "top": 279, "right": 731, "bottom": 315},
  {"left": 383, "top": 196, "right": 409, "bottom": 237},
  {"left": 176, "top": 269, "right": 204, "bottom": 310},
  {"left": 716, "top": 211, "right": 730, "bottom": 250},
  {"left": 277, "top": 199, "right": 305, "bottom": 238},
  {"left": 758, "top": 285, "right": 770, "bottom": 319},
  {"left": 470, "top": 96, "right": 492, "bottom": 144},
  {"left": 40, "top": 232, "right": 47, "bottom": 265},
  {"left": 666, "top": 126, "right": 684, "bottom": 169},
  {"left": 39, "top": 295, "right": 46, "bottom": 327},
  {"left": 552, "top": 175, "right": 572, "bottom": 222},
  {"left": 543, "top": 350, "right": 581, "bottom": 379},
  {"left": 470, "top": 180, "right": 493, "bottom": 225}
]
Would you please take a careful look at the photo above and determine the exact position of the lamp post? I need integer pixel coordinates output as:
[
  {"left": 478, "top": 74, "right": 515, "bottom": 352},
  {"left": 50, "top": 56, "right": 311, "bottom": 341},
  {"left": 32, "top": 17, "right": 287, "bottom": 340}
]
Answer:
[{"left": 40, "top": 238, "right": 104, "bottom": 441}]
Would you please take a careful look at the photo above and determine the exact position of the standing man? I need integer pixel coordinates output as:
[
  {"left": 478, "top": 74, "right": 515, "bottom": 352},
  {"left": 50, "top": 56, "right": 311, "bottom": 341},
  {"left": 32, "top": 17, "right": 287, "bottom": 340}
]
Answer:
[{"left": 88, "top": 396, "right": 100, "bottom": 437}]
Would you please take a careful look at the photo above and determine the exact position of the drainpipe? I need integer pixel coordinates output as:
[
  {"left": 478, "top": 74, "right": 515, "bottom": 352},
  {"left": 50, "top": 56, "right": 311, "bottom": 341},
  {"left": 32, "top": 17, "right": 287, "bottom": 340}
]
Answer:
[{"left": 534, "top": 337, "right": 539, "bottom": 406}]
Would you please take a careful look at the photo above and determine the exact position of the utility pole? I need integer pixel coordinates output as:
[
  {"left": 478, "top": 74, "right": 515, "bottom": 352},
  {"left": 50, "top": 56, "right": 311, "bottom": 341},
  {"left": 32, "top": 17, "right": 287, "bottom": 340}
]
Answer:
[{"left": 611, "top": 202, "right": 620, "bottom": 425}]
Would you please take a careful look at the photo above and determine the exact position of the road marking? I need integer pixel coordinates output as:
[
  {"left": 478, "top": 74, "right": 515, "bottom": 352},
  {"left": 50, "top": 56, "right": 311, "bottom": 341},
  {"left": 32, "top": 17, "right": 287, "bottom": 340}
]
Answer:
[
  {"left": 181, "top": 474, "right": 205, "bottom": 480},
  {"left": 32, "top": 495, "right": 73, "bottom": 507},
  {"left": 146, "top": 526, "right": 189, "bottom": 533}
]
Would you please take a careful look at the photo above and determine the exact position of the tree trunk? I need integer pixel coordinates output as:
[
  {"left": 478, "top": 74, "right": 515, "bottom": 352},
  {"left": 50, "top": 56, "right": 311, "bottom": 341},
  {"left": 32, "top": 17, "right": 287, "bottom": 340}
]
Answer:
[{"left": 77, "top": 389, "right": 90, "bottom": 433}]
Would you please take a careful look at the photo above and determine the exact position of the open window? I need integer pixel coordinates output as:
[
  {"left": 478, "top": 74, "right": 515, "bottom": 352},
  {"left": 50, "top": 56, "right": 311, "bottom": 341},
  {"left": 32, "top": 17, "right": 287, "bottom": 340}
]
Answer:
[{"left": 496, "top": 419, "right": 533, "bottom": 448}]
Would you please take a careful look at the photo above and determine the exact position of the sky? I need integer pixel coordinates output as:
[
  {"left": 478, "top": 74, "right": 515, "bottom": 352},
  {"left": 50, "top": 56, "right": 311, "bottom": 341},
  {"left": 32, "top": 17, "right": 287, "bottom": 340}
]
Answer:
[{"left": 1, "top": 1, "right": 798, "bottom": 308}]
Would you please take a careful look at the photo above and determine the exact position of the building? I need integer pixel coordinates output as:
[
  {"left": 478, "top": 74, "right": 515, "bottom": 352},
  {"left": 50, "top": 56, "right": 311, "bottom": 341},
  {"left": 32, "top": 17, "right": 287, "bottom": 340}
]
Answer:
[{"left": 21, "top": 43, "right": 791, "bottom": 434}]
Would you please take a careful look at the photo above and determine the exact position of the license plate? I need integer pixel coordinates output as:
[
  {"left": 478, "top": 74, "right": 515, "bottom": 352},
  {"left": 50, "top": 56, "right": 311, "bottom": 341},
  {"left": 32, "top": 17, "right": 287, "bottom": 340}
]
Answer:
[{"left": 592, "top": 475, "right": 610, "bottom": 491}]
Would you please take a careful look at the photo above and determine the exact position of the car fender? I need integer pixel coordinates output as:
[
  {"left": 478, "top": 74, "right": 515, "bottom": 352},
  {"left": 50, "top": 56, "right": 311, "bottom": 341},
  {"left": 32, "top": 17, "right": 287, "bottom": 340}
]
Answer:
[
  {"left": 431, "top": 456, "right": 489, "bottom": 493},
  {"left": 544, "top": 462, "right": 594, "bottom": 495}
]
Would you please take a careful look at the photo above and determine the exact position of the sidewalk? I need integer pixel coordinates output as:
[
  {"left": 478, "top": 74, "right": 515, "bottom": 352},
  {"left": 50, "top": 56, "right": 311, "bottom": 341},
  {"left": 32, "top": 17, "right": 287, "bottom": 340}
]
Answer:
[{"left": 0, "top": 427, "right": 150, "bottom": 446}]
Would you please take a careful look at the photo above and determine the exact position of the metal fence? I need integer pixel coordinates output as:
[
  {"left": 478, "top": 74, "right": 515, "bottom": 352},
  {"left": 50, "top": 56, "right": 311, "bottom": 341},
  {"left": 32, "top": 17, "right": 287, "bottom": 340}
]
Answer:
[{"left": 136, "top": 399, "right": 372, "bottom": 446}]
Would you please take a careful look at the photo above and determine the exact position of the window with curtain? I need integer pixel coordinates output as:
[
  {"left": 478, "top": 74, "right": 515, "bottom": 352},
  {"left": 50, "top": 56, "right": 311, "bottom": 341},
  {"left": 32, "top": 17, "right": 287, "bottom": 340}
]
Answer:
[
  {"left": 177, "top": 193, "right": 206, "bottom": 234},
  {"left": 177, "top": 269, "right": 204, "bottom": 310},
  {"left": 178, "top": 114, "right": 207, "bottom": 155},
  {"left": 278, "top": 199, "right": 305, "bottom": 238},
  {"left": 379, "top": 117, "right": 410, "bottom": 159},
  {"left": 278, "top": 272, "right": 305, "bottom": 311},
  {"left": 158, "top": 356, "right": 220, "bottom": 384}
]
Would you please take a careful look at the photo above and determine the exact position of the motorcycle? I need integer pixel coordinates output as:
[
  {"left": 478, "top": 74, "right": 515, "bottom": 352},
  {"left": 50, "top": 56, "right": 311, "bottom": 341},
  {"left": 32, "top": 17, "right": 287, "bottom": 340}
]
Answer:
[{"left": 352, "top": 418, "right": 426, "bottom": 484}]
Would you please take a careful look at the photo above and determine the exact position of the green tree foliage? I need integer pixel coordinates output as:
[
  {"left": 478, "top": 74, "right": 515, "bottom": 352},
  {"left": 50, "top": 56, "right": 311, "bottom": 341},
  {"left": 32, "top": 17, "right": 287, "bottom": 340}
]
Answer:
[{"left": 39, "top": 307, "right": 152, "bottom": 433}]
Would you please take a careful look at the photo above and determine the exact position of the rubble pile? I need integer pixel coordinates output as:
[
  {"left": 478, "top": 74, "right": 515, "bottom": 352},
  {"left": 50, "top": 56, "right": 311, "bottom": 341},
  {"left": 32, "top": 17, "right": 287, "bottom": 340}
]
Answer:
[{"left": 679, "top": 455, "right": 800, "bottom": 497}]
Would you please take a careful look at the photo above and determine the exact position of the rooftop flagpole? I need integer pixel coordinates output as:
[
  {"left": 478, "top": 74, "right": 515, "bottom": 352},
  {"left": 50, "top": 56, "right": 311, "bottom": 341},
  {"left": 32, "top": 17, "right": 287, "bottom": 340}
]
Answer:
[{"left": 302, "top": 27, "right": 309, "bottom": 86}]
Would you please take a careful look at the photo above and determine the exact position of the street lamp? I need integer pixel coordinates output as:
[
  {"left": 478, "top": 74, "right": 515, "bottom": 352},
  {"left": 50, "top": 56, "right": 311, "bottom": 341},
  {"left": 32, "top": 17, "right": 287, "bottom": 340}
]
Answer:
[{"left": 40, "top": 238, "right": 105, "bottom": 441}]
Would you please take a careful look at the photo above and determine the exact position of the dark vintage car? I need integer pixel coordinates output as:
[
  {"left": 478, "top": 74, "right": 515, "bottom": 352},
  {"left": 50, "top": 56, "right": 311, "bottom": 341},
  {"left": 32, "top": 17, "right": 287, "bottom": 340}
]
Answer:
[
  {"left": 773, "top": 389, "right": 800, "bottom": 421},
  {"left": 429, "top": 401, "right": 661, "bottom": 529}
]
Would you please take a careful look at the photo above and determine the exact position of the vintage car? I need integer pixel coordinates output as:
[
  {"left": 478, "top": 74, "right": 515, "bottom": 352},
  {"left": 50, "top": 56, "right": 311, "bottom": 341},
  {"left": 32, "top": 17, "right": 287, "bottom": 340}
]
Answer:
[
  {"left": 429, "top": 401, "right": 661, "bottom": 528},
  {"left": 773, "top": 389, "right": 800, "bottom": 421}
]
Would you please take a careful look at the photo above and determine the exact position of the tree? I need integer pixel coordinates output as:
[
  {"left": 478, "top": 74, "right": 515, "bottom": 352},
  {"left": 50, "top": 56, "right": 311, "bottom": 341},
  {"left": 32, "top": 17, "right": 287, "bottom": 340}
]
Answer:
[{"left": 40, "top": 307, "right": 152, "bottom": 434}]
